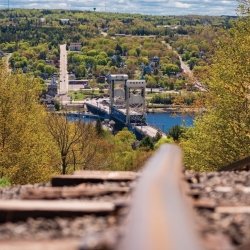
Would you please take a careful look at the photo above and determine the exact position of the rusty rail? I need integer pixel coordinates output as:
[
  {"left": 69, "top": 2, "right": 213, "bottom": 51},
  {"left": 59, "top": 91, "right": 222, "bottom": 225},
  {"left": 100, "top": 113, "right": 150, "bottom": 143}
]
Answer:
[
  {"left": 219, "top": 156, "right": 250, "bottom": 172},
  {"left": 120, "top": 144, "right": 203, "bottom": 250}
]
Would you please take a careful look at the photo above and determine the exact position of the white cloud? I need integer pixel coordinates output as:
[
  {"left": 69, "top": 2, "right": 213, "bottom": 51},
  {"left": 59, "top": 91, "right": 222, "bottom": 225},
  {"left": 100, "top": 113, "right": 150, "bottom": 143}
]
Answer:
[
  {"left": 174, "top": 2, "right": 192, "bottom": 9},
  {"left": 0, "top": 0, "right": 238, "bottom": 15}
]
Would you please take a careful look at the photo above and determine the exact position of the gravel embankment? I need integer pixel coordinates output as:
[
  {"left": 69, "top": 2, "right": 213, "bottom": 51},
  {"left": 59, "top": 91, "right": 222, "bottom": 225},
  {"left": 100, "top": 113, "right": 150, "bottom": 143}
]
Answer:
[{"left": 186, "top": 171, "right": 250, "bottom": 250}]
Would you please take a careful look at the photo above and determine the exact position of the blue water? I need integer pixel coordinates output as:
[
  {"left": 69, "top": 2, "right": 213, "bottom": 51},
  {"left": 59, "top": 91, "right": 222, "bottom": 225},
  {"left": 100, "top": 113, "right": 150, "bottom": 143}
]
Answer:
[
  {"left": 68, "top": 112, "right": 194, "bottom": 133},
  {"left": 146, "top": 113, "right": 194, "bottom": 133},
  {"left": 67, "top": 115, "right": 98, "bottom": 123}
]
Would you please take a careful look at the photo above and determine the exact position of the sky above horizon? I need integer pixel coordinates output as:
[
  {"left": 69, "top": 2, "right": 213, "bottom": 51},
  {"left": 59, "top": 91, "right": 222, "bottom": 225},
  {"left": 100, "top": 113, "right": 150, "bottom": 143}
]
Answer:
[{"left": 0, "top": 0, "right": 238, "bottom": 16}]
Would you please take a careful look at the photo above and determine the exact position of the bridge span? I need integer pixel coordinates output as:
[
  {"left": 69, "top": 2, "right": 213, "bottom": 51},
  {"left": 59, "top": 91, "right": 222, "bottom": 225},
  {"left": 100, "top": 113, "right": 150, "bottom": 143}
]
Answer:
[{"left": 85, "top": 98, "right": 165, "bottom": 139}]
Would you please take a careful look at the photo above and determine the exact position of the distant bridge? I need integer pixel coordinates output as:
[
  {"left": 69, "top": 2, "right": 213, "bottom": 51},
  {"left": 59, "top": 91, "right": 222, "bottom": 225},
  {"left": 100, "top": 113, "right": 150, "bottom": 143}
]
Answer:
[
  {"left": 85, "top": 98, "right": 165, "bottom": 139},
  {"left": 85, "top": 74, "right": 166, "bottom": 139}
]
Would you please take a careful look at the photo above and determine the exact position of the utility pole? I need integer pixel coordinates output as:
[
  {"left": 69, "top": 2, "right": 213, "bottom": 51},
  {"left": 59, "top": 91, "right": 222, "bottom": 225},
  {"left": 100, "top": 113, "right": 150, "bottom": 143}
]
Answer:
[{"left": 7, "top": 0, "right": 10, "bottom": 10}]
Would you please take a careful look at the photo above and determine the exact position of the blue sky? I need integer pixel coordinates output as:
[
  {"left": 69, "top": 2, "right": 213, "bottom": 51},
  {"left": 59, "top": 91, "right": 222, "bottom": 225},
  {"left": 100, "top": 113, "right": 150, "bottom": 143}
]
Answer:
[{"left": 0, "top": 0, "right": 238, "bottom": 16}]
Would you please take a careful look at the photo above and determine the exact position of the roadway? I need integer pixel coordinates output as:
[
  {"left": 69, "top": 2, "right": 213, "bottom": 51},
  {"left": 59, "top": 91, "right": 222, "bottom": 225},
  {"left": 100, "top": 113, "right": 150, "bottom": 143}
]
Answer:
[
  {"left": 135, "top": 125, "right": 165, "bottom": 138},
  {"left": 162, "top": 41, "right": 206, "bottom": 92},
  {"left": 2, "top": 53, "right": 12, "bottom": 73},
  {"left": 58, "top": 44, "right": 70, "bottom": 104},
  {"left": 59, "top": 44, "right": 69, "bottom": 95},
  {"left": 85, "top": 98, "right": 110, "bottom": 114},
  {"left": 85, "top": 99, "right": 141, "bottom": 116}
]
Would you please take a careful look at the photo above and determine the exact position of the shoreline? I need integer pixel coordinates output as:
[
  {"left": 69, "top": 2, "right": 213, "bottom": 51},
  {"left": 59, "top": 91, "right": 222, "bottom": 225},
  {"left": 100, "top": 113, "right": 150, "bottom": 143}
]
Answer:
[{"left": 147, "top": 107, "right": 202, "bottom": 114}]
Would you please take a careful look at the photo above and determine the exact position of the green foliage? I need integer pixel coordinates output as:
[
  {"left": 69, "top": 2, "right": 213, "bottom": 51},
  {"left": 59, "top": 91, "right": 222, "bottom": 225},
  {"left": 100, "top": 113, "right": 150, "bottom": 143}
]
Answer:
[
  {"left": 139, "top": 136, "right": 154, "bottom": 151},
  {"left": 114, "top": 128, "right": 136, "bottom": 147},
  {"left": 145, "top": 75, "right": 158, "bottom": 88},
  {"left": 0, "top": 178, "right": 11, "bottom": 187},
  {"left": 87, "top": 49, "right": 98, "bottom": 57},
  {"left": 163, "top": 63, "right": 180, "bottom": 76},
  {"left": 182, "top": 15, "right": 250, "bottom": 171},
  {"left": 154, "top": 137, "right": 174, "bottom": 149},
  {"left": 187, "top": 57, "right": 199, "bottom": 70},
  {"left": 95, "top": 119, "right": 104, "bottom": 136},
  {"left": 0, "top": 67, "right": 58, "bottom": 184},
  {"left": 171, "top": 25, "right": 223, "bottom": 77},
  {"left": 151, "top": 94, "right": 174, "bottom": 104},
  {"left": 47, "top": 114, "right": 101, "bottom": 174},
  {"left": 0, "top": 9, "right": 228, "bottom": 87},
  {"left": 7, "top": 43, "right": 58, "bottom": 78},
  {"left": 108, "top": 128, "right": 137, "bottom": 171},
  {"left": 54, "top": 101, "right": 60, "bottom": 111},
  {"left": 153, "top": 132, "right": 162, "bottom": 142},
  {"left": 75, "top": 65, "right": 86, "bottom": 78},
  {"left": 168, "top": 125, "right": 186, "bottom": 141}
]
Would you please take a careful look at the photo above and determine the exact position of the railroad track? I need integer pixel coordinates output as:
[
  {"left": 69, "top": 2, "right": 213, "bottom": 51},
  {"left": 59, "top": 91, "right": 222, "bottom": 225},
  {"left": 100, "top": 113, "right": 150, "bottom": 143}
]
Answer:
[{"left": 0, "top": 145, "right": 249, "bottom": 250}]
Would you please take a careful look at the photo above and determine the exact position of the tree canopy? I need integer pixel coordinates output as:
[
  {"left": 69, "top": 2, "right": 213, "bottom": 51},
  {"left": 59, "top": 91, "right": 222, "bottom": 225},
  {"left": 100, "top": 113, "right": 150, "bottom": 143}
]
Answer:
[
  {"left": 182, "top": 10, "right": 250, "bottom": 171},
  {"left": 0, "top": 65, "right": 58, "bottom": 184}
]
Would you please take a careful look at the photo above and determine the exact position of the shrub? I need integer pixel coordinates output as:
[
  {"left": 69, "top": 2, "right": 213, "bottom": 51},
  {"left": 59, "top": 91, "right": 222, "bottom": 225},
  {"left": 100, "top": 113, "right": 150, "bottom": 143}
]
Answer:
[{"left": 0, "top": 178, "right": 11, "bottom": 188}]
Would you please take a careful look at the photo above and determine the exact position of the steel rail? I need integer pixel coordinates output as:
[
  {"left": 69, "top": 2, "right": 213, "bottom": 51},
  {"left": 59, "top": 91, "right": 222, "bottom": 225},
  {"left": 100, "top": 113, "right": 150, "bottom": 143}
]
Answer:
[
  {"left": 120, "top": 144, "right": 203, "bottom": 250},
  {"left": 219, "top": 156, "right": 250, "bottom": 172}
]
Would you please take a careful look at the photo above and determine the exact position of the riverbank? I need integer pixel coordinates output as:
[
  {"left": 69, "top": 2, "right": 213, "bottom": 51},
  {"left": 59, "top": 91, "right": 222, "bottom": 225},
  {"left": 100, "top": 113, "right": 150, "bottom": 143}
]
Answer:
[{"left": 147, "top": 105, "right": 203, "bottom": 114}]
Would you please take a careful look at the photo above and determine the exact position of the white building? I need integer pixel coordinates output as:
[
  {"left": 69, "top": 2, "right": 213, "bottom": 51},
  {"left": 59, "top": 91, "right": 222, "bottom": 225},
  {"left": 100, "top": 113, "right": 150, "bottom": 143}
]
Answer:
[
  {"left": 60, "top": 19, "right": 70, "bottom": 25},
  {"left": 69, "top": 43, "right": 82, "bottom": 51}
]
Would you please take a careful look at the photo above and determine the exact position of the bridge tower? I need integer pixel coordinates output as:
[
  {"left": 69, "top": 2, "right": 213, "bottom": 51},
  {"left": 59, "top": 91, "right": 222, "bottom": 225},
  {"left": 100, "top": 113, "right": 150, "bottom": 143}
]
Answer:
[
  {"left": 108, "top": 74, "right": 146, "bottom": 126},
  {"left": 125, "top": 80, "right": 146, "bottom": 125},
  {"left": 108, "top": 74, "right": 128, "bottom": 111}
]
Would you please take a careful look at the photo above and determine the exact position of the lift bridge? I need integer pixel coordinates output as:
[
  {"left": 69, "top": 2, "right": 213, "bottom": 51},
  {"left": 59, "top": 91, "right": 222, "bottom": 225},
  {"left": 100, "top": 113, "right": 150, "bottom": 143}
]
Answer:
[
  {"left": 109, "top": 74, "right": 146, "bottom": 126},
  {"left": 85, "top": 74, "right": 165, "bottom": 139}
]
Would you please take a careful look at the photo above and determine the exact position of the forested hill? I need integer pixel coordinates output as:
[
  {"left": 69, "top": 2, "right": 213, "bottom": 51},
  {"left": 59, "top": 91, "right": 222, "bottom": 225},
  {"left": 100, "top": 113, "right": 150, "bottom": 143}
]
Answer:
[
  {"left": 0, "top": 9, "right": 236, "bottom": 44},
  {"left": 0, "top": 9, "right": 236, "bottom": 84}
]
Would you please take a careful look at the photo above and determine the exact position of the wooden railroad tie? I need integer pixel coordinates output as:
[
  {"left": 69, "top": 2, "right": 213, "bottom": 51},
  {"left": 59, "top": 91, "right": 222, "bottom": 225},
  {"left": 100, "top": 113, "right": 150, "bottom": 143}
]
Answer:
[
  {"left": 52, "top": 171, "right": 139, "bottom": 187},
  {"left": 20, "top": 184, "right": 131, "bottom": 200},
  {"left": 0, "top": 200, "right": 115, "bottom": 222}
]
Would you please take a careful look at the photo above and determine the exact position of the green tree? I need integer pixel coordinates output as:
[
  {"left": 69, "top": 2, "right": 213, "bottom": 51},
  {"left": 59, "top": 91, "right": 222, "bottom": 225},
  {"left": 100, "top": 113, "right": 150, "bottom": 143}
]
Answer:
[
  {"left": 111, "top": 128, "right": 137, "bottom": 171},
  {"left": 163, "top": 63, "right": 180, "bottom": 76},
  {"left": 136, "top": 48, "right": 141, "bottom": 57},
  {"left": 182, "top": 13, "right": 250, "bottom": 171},
  {"left": 115, "top": 128, "right": 136, "bottom": 147},
  {"left": 44, "top": 65, "right": 56, "bottom": 75},
  {"left": 146, "top": 75, "right": 157, "bottom": 92},
  {"left": 0, "top": 177, "right": 10, "bottom": 188},
  {"left": 154, "top": 136, "right": 174, "bottom": 149},
  {"left": 139, "top": 136, "right": 154, "bottom": 151},
  {"left": 153, "top": 132, "right": 162, "bottom": 142},
  {"left": 47, "top": 114, "right": 95, "bottom": 175},
  {"left": 75, "top": 65, "right": 86, "bottom": 78},
  {"left": 168, "top": 125, "right": 185, "bottom": 141},
  {"left": 0, "top": 67, "right": 58, "bottom": 184},
  {"left": 87, "top": 49, "right": 98, "bottom": 57},
  {"left": 95, "top": 119, "right": 104, "bottom": 136},
  {"left": 115, "top": 44, "right": 123, "bottom": 55}
]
